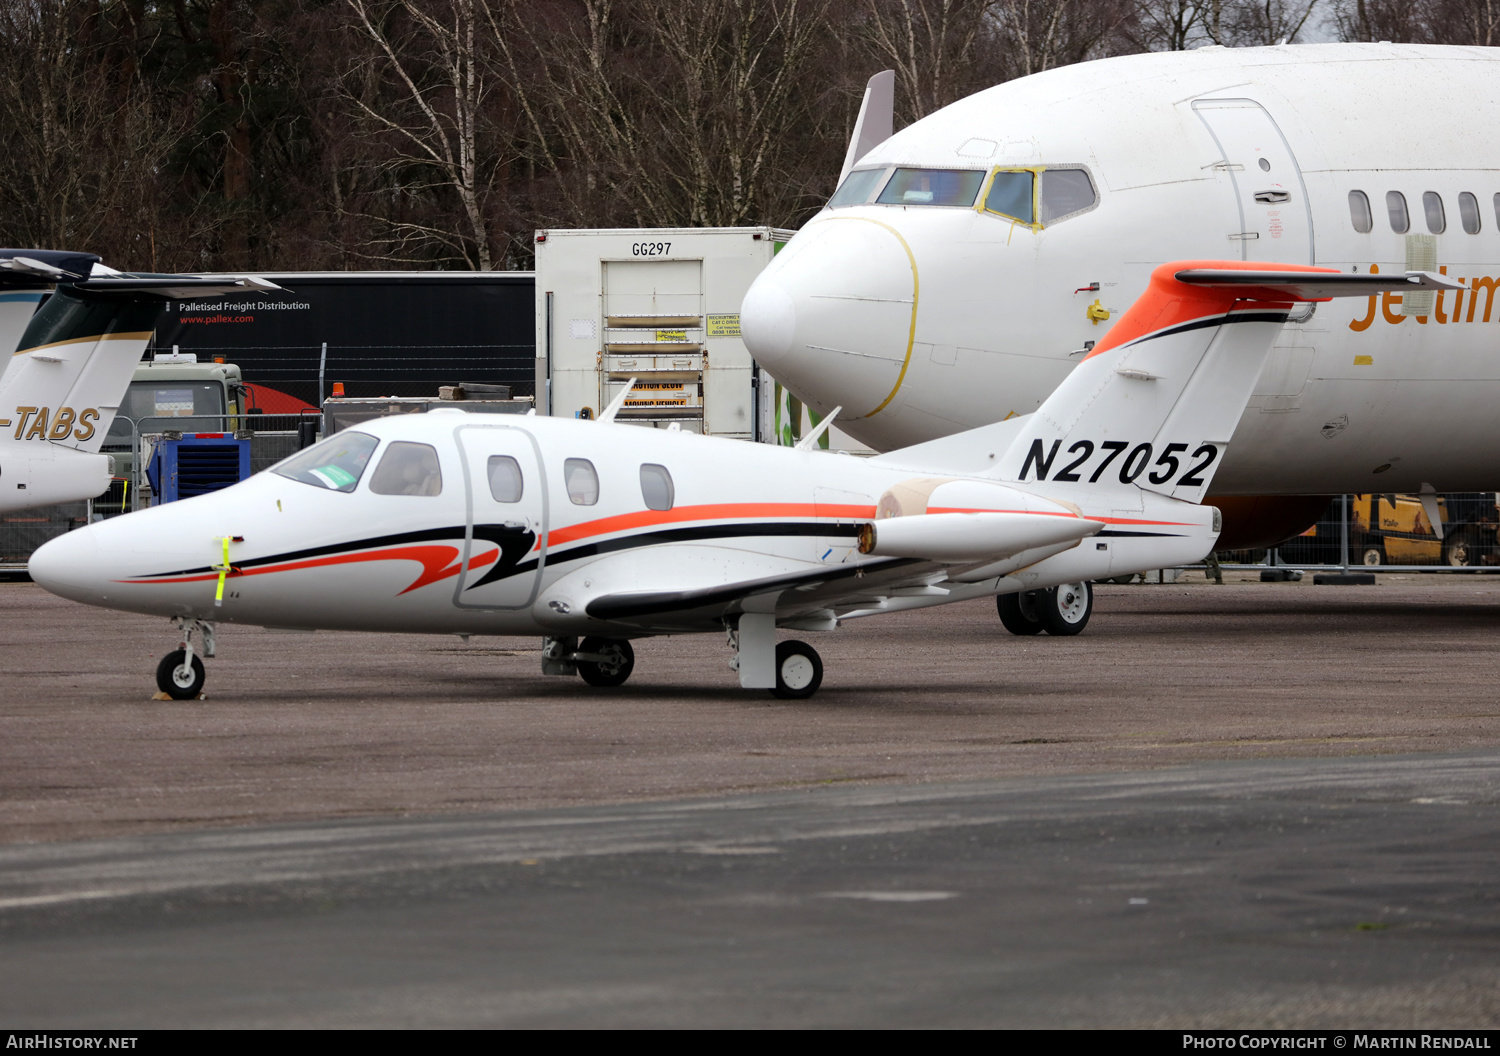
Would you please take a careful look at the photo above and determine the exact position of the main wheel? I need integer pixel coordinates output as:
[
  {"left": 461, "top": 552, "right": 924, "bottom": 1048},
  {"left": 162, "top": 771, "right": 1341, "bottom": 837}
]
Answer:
[
  {"left": 997, "top": 592, "right": 1044, "bottom": 636},
  {"left": 1036, "top": 581, "right": 1093, "bottom": 637},
  {"left": 1361, "top": 546, "right": 1384, "bottom": 566},
  {"left": 1443, "top": 531, "right": 1479, "bottom": 567},
  {"left": 155, "top": 649, "right": 205, "bottom": 700},
  {"left": 576, "top": 637, "right": 635, "bottom": 687},
  {"left": 770, "top": 640, "right": 823, "bottom": 700}
]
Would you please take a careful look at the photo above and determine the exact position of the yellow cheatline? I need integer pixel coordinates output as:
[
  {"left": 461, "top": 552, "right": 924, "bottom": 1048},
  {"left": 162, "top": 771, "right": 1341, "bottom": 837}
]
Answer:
[
  {"left": 13, "top": 331, "right": 154, "bottom": 355},
  {"left": 817, "top": 216, "right": 920, "bottom": 419}
]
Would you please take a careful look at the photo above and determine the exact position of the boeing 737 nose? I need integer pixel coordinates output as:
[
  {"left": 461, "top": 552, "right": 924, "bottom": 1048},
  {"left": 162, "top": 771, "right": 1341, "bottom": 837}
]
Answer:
[{"left": 742, "top": 218, "right": 918, "bottom": 420}]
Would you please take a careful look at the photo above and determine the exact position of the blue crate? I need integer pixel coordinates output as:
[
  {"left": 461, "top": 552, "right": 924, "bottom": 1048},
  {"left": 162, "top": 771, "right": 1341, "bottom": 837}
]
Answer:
[{"left": 146, "top": 434, "right": 251, "bottom": 504}]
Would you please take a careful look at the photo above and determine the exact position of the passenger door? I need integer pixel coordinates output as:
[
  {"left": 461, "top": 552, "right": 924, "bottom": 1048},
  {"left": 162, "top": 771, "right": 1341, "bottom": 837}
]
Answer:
[
  {"left": 451, "top": 422, "right": 549, "bottom": 610},
  {"left": 1192, "top": 98, "right": 1314, "bottom": 264}
]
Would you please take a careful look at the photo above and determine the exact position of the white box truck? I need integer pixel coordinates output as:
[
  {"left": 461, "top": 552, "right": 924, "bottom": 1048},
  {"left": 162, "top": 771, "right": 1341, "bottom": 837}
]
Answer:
[{"left": 533, "top": 227, "right": 870, "bottom": 452}]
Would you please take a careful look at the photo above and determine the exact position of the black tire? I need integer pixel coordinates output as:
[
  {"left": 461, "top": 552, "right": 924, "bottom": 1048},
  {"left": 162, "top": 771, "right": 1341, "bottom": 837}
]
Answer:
[
  {"left": 770, "top": 640, "right": 823, "bottom": 700},
  {"left": 1361, "top": 546, "right": 1384, "bottom": 566},
  {"left": 576, "top": 636, "right": 634, "bottom": 687},
  {"left": 997, "top": 591, "right": 1044, "bottom": 636},
  {"left": 1036, "top": 581, "right": 1093, "bottom": 636},
  {"left": 155, "top": 649, "right": 205, "bottom": 700},
  {"left": 1443, "top": 531, "right": 1479, "bottom": 567}
]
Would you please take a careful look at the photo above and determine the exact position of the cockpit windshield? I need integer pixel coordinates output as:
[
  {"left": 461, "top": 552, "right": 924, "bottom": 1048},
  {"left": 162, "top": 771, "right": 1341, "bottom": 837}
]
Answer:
[
  {"left": 272, "top": 431, "right": 379, "bottom": 493},
  {"left": 827, "top": 168, "right": 886, "bottom": 208},
  {"left": 876, "top": 168, "right": 986, "bottom": 207}
]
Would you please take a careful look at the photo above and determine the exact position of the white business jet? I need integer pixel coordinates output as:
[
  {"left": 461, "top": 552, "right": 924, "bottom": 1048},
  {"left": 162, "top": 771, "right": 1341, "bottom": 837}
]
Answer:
[
  {"left": 28, "top": 261, "right": 1449, "bottom": 700},
  {"left": 742, "top": 44, "right": 1500, "bottom": 552},
  {"left": 0, "top": 256, "right": 279, "bottom": 511}
]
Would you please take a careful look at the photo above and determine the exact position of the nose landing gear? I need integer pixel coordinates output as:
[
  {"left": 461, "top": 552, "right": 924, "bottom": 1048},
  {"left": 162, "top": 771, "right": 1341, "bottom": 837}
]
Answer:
[
  {"left": 541, "top": 635, "right": 636, "bottom": 687},
  {"left": 155, "top": 617, "right": 216, "bottom": 700}
]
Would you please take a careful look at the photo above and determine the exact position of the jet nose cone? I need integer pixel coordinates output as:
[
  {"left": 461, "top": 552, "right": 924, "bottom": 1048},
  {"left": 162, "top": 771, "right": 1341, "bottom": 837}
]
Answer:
[
  {"left": 740, "top": 277, "right": 796, "bottom": 367},
  {"left": 740, "top": 218, "right": 917, "bottom": 418},
  {"left": 29, "top": 525, "right": 106, "bottom": 603}
]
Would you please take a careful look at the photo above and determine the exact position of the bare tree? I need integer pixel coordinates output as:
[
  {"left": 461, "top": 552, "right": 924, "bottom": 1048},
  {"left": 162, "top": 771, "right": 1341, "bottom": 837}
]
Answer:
[
  {"left": 341, "top": 0, "right": 508, "bottom": 268},
  {"left": 0, "top": 1, "right": 186, "bottom": 264}
]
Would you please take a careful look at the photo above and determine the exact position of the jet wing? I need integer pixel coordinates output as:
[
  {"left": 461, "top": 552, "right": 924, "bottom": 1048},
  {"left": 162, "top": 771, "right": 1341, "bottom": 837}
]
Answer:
[
  {"left": 1173, "top": 268, "right": 1461, "bottom": 302},
  {"left": 537, "top": 543, "right": 933, "bottom": 633}
]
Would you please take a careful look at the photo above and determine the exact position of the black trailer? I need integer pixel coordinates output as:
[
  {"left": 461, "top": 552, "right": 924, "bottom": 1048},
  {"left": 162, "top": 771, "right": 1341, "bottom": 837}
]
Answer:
[{"left": 149, "top": 271, "right": 536, "bottom": 410}]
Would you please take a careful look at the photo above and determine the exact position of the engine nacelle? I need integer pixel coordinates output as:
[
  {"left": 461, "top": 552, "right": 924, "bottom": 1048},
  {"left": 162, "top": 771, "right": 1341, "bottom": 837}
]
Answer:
[
  {"left": 0, "top": 446, "right": 112, "bottom": 512},
  {"left": 857, "top": 511, "right": 1102, "bottom": 561}
]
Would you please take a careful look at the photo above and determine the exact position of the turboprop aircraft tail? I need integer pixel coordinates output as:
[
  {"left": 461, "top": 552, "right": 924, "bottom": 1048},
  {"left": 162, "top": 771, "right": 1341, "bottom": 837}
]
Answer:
[
  {"left": 0, "top": 273, "right": 280, "bottom": 454},
  {"left": 995, "top": 260, "right": 1460, "bottom": 504}
]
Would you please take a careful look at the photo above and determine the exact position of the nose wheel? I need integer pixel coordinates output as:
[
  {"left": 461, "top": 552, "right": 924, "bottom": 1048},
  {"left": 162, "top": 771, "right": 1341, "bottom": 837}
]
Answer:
[
  {"left": 156, "top": 650, "right": 206, "bottom": 700},
  {"left": 154, "top": 617, "right": 216, "bottom": 700}
]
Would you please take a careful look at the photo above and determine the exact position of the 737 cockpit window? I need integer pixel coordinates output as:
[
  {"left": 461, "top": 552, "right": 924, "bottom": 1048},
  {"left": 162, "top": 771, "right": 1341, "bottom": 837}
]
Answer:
[
  {"left": 369, "top": 441, "right": 443, "bottom": 496},
  {"left": 828, "top": 168, "right": 886, "bottom": 208},
  {"left": 877, "top": 168, "right": 985, "bottom": 207},
  {"left": 272, "top": 431, "right": 378, "bottom": 493},
  {"left": 1041, "top": 168, "right": 1097, "bottom": 223},
  {"left": 983, "top": 170, "right": 1034, "bottom": 222},
  {"left": 565, "top": 458, "right": 599, "bottom": 505}
]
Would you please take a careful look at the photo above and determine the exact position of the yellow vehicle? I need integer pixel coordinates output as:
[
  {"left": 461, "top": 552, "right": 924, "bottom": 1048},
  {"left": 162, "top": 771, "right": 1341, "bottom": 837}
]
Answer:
[{"left": 1352, "top": 493, "right": 1498, "bottom": 566}]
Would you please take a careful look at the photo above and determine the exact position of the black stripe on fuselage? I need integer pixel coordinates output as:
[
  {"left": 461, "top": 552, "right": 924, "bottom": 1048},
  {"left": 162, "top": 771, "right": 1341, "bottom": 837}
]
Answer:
[{"left": 131, "top": 520, "right": 862, "bottom": 583}]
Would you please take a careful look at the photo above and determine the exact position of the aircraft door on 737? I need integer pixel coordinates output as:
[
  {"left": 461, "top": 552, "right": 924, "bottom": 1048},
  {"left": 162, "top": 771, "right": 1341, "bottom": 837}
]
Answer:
[
  {"left": 451, "top": 423, "right": 549, "bottom": 611},
  {"left": 1192, "top": 98, "right": 1314, "bottom": 265}
]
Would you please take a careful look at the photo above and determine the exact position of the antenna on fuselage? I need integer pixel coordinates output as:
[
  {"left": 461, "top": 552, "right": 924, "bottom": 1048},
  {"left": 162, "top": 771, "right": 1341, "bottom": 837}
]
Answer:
[
  {"left": 794, "top": 406, "right": 841, "bottom": 451},
  {"left": 597, "top": 378, "right": 636, "bottom": 424}
]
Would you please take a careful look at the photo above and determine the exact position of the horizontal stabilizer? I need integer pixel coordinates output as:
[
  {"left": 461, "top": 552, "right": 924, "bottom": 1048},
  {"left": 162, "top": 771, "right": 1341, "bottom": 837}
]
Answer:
[
  {"left": 1174, "top": 268, "right": 1461, "bottom": 301},
  {"left": 0, "top": 249, "right": 101, "bottom": 284},
  {"left": 856, "top": 511, "right": 1101, "bottom": 562},
  {"left": 75, "top": 275, "right": 283, "bottom": 298}
]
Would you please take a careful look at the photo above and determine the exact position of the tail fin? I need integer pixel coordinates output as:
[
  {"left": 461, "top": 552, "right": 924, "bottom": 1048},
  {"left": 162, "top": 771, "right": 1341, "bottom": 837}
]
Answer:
[
  {"left": 0, "top": 249, "right": 101, "bottom": 360},
  {"left": 996, "top": 260, "right": 1459, "bottom": 503},
  {"left": 0, "top": 274, "right": 279, "bottom": 454}
]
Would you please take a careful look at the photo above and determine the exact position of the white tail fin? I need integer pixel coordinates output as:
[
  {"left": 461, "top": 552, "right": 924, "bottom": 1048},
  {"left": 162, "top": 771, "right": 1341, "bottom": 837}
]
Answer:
[{"left": 996, "top": 261, "right": 1459, "bottom": 504}]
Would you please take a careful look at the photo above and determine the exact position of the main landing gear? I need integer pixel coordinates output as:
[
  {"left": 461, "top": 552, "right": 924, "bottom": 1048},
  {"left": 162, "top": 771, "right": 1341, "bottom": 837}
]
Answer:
[
  {"left": 997, "top": 581, "right": 1093, "bottom": 637},
  {"left": 728, "top": 616, "right": 824, "bottom": 699},
  {"left": 541, "top": 635, "right": 636, "bottom": 687},
  {"left": 155, "top": 617, "right": 216, "bottom": 699}
]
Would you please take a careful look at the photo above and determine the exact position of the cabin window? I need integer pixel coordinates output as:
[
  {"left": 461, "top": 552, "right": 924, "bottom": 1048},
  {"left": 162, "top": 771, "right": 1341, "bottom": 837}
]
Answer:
[
  {"left": 827, "top": 168, "right": 886, "bottom": 208},
  {"left": 487, "top": 455, "right": 524, "bottom": 502},
  {"left": 1348, "top": 191, "right": 1373, "bottom": 233},
  {"left": 983, "top": 170, "right": 1034, "bottom": 223},
  {"left": 1494, "top": 193, "right": 1500, "bottom": 230},
  {"left": 1459, "top": 192, "right": 1481, "bottom": 234},
  {"left": 565, "top": 458, "right": 599, "bottom": 505},
  {"left": 876, "top": 168, "right": 985, "bottom": 207},
  {"left": 272, "top": 431, "right": 378, "bottom": 493},
  {"left": 639, "top": 463, "right": 674, "bottom": 511},
  {"left": 1386, "top": 191, "right": 1409, "bottom": 233},
  {"left": 1423, "top": 191, "right": 1446, "bottom": 234},
  {"left": 1040, "top": 168, "right": 1097, "bottom": 223},
  {"left": 368, "top": 441, "right": 443, "bottom": 496}
]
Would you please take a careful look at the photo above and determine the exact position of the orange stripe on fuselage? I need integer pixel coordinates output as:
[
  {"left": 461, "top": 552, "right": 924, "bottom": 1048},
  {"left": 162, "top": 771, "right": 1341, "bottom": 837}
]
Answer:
[
  {"left": 539, "top": 502, "right": 879, "bottom": 551},
  {"left": 116, "top": 544, "right": 498, "bottom": 594},
  {"left": 1083, "top": 259, "right": 1339, "bottom": 362}
]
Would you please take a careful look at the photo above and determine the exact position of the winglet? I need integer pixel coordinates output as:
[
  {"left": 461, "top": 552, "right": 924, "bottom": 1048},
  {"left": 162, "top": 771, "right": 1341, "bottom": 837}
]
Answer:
[
  {"left": 795, "top": 406, "right": 841, "bottom": 451},
  {"left": 597, "top": 378, "right": 636, "bottom": 424},
  {"left": 839, "top": 71, "right": 895, "bottom": 186}
]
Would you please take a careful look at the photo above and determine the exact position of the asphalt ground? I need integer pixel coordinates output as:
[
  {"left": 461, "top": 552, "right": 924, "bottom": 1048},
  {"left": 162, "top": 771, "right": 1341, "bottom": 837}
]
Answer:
[
  {"left": 4, "top": 573, "right": 1500, "bottom": 1027},
  {"left": 0, "top": 753, "right": 1497, "bottom": 1028},
  {"left": 2, "top": 573, "right": 1499, "bottom": 845}
]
